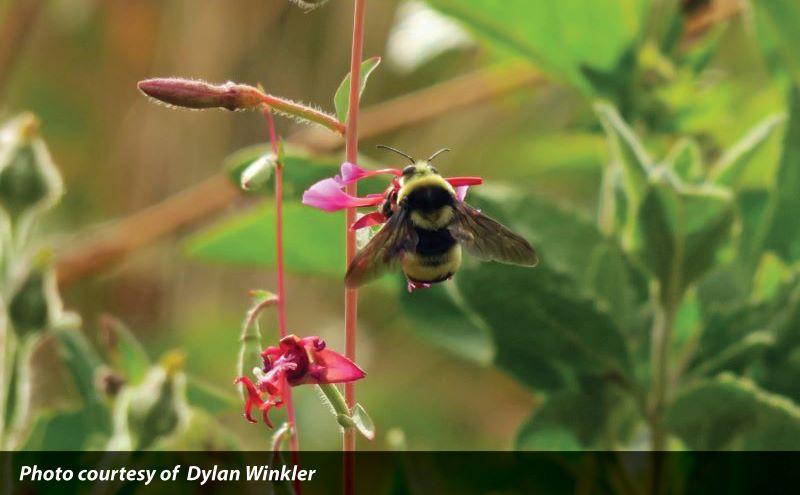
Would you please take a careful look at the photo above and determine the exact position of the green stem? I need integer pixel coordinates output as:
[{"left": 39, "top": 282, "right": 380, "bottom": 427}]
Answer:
[
  {"left": 4, "top": 335, "right": 36, "bottom": 450},
  {"left": 0, "top": 324, "right": 15, "bottom": 448},
  {"left": 649, "top": 297, "right": 676, "bottom": 452},
  {"left": 317, "top": 383, "right": 355, "bottom": 430}
]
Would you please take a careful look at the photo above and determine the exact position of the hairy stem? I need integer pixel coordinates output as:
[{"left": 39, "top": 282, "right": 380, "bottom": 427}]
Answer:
[{"left": 259, "top": 93, "right": 345, "bottom": 135}]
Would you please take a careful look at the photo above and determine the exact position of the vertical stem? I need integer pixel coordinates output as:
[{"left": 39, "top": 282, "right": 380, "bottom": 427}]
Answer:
[
  {"left": 344, "top": 0, "right": 367, "bottom": 492},
  {"left": 647, "top": 282, "right": 679, "bottom": 495},
  {"left": 264, "top": 109, "right": 301, "bottom": 494}
]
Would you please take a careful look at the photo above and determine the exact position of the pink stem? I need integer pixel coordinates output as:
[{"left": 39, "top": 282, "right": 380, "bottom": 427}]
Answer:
[
  {"left": 344, "top": 0, "right": 366, "bottom": 492},
  {"left": 264, "top": 108, "right": 301, "bottom": 493}
]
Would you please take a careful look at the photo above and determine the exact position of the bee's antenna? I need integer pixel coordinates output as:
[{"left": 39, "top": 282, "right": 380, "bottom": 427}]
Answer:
[
  {"left": 376, "top": 145, "right": 415, "bottom": 164},
  {"left": 427, "top": 148, "right": 451, "bottom": 162}
]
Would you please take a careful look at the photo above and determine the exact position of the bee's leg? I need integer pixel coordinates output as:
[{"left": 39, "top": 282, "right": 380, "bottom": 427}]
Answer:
[{"left": 406, "top": 278, "right": 432, "bottom": 293}]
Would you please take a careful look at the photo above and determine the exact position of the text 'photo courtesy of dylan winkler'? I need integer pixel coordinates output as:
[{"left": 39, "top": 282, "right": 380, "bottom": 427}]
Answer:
[{"left": 2, "top": 0, "right": 800, "bottom": 493}]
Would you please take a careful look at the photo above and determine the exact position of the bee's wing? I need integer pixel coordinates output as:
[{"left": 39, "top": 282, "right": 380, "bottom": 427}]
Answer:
[
  {"left": 345, "top": 209, "right": 417, "bottom": 288},
  {"left": 450, "top": 202, "right": 538, "bottom": 266}
]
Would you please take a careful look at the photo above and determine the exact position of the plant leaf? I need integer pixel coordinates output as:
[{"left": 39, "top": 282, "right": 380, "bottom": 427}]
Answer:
[
  {"left": 186, "top": 377, "right": 239, "bottom": 415},
  {"left": 426, "top": 0, "right": 646, "bottom": 95},
  {"left": 710, "top": 114, "right": 785, "bottom": 188},
  {"left": 765, "top": 86, "right": 800, "bottom": 262},
  {"left": 666, "top": 373, "right": 800, "bottom": 450},
  {"left": 351, "top": 403, "right": 376, "bottom": 441},
  {"left": 334, "top": 57, "right": 381, "bottom": 123},
  {"left": 99, "top": 315, "right": 150, "bottom": 385},
  {"left": 186, "top": 203, "right": 344, "bottom": 277}
]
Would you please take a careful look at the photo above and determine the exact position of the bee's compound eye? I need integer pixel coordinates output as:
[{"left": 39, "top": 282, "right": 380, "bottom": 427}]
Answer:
[{"left": 402, "top": 165, "right": 416, "bottom": 176}]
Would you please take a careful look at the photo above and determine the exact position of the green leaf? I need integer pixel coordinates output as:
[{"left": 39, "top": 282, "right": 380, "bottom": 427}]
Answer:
[
  {"left": 53, "top": 325, "right": 112, "bottom": 434},
  {"left": 351, "top": 403, "right": 376, "bottom": 441},
  {"left": 595, "top": 102, "right": 654, "bottom": 243},
  {"left": 516, "top": 376, "right": 640, "bottom": 450},
  {"left": 666, "top": 373, "right": 800, "bottom": 450},
  {"left": 334, "top": 56, "right": 381, "bottom": 123},
  {"left": 456, "top": 260, "right": 632, "bottom": 384},
  {"left": 186, "top": 203, "right": 344, "bottom": 277},
  {"left": 99, "top": 315, "right": 150, "bottom": 385},
  {"left": 186, "top": 377, "right": 239, "bottom": 415},
  {"left": 663, "top": 138, "right": 703, "bottom": 184},
  {"left": 765, "top": 86, "right": 800, "bottom": 262},
  {"left": 400, "top": 282, "right": 495, "bottom": 365},
  {"left": 752, "top": 0, "right": 800, "bottom": 82},
  {"left": 635, "top": 179, "right": 734, "bottom": 296},
  {"left": 426, "top": 0, "right": 646, "bottom": 94},
  {"left": 20, "top": 407, "right": 106, "bottom": 451},
  {"left": 710, "top": 114, "right": 785, "bottom": 188},
  {"left": 693, "top": 275, "right": 800, "bottom": 374}
]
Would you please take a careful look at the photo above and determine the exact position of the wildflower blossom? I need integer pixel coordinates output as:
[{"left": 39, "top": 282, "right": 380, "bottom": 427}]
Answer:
[{"left": 235, "top": 335, "right": 365, "bottom": 427}]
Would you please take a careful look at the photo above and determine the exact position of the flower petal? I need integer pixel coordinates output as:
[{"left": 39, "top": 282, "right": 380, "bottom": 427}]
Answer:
[
  {"left": 446, "top": 177, "right": 483, "bottom": 187},
  {"left": 302, "top": 178, "right": 385, "bottom": 212},
  {"left": 350, "top": 211, "right": 387, "bottom": 231},
  {"left": 235, "top": 376, "right": 265, "bottom": 424},
  {"left": 308, "top": 347, "right": 366, "bottom": 384},
  {"left": 455, "top": 185, "right": 469, "bottom": 202},
  {"left": 337, "top": 162, "right": 401, "bottom": 186}
]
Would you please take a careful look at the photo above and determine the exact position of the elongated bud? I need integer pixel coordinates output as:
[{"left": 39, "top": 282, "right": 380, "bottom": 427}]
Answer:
[
  {"left": 0, "top": 113, "right": 64, "bottom": 220},
  {"left": 137, "top": 78, "right": 264, "bottom": 111}
]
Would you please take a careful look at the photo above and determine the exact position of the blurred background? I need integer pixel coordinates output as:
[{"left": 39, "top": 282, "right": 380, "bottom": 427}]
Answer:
[{"left": 1, "top": 0, "right": 798, "bottom": 452}]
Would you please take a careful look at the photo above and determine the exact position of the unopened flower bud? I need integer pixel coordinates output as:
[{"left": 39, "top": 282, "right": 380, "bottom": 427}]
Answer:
[
  {"left": 8, "top": 265, "right": 61, "bottom": 338},
  {"left": 0, "top": 113, "right": 64, "bottom": 220},
  {"left": 109, "top": 351, "right": 189, "bottom": 450},
  {"left": 240, "top": 154, "right": 276, "bottom": 192},
  {"left": 137, "top": 78, "right": 265, "bottom": 111}
]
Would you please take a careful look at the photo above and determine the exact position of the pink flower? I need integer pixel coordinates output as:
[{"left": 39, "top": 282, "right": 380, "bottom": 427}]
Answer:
[
  {"left": 336, "top": 161, "right": 401, "bottom": 186},
  {"left": 301, "top": 178, "right": 384, "bottom": 212},
  {"left": 235, "top": 335, "right": 365, "bottom": 428}
]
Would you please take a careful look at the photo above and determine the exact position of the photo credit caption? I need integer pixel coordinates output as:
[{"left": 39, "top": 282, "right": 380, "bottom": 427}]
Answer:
[{"left": 19, "top": 464, "right": 316, "bottom": 485}]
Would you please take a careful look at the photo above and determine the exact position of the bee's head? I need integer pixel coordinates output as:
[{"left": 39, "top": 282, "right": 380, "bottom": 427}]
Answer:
[
  {"left": 402, "top": 161, "right": 439, "bottom": 181},
  {"left": 377, "top": 146, "right": 451, "bottom": 184}
]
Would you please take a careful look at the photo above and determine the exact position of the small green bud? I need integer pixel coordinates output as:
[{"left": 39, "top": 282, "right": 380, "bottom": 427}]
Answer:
[
  {"left": 108, "top": 351, "right": 189, "bottom": 450},
  {"left": 240, "top": 154, "right": 276, "bottom": 192},
  {"left": 8, "top": 265, "right": 61, "bottom": 338},
  {"left": 289, "top": 0, "right": 330, "bottom": 11},
  {"left": 0, "top": 113, "right": 64, "bottom": 220}
]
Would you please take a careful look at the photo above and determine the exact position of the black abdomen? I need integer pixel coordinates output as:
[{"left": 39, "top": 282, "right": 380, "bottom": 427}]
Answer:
[{"left": 415, "top": 228, "right": 456, "bottom": 257}]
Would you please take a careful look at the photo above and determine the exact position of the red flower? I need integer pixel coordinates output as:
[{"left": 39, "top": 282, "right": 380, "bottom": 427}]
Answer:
[
  {"left": 235, "top": 335, "right": 365, "bottom": 428},
  {"left": 302, "top": 162, "right": 483, "bottom": 228}
]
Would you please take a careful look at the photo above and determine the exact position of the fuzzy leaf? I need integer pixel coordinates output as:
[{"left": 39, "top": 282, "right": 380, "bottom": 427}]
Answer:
[
  {"left": 666, "top": 373, "right": 800, "bottom": 450},
  {"left": 710, "top": 114, "right": 785, "bottom": 188}
]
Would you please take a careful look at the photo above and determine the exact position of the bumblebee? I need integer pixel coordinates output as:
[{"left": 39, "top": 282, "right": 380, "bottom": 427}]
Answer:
[{"left": 345, "top": 146, "right": 538, "bottom": 288}]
